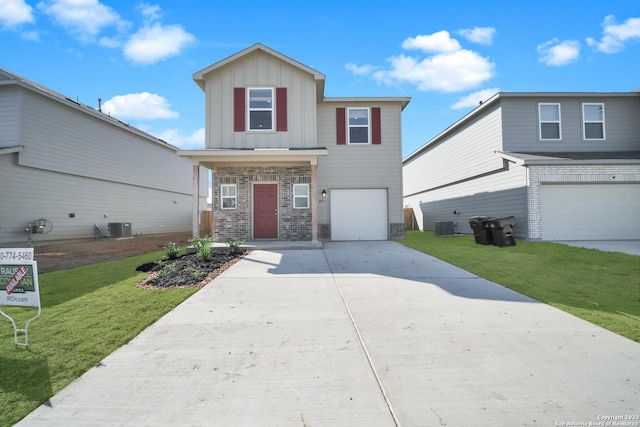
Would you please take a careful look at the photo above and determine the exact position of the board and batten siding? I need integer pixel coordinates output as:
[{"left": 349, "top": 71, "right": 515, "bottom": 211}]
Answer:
[
  {"left": 502, "top": 96, "right": 640, "bottom": 152},
  {"left": 0, "top": 86, "right": 20, "bottom": 148},
  {"left": 316, "top": 102, "right": 404, "bottom": 226},
  {"left": 19, "top": 90, "right": 193, "bottom": 194},
  {"left": 403, "top": 104, "right": 504, "bottom": 197},
  {"left": 204, "top": 51, "right": 317, "bottom": 149}
]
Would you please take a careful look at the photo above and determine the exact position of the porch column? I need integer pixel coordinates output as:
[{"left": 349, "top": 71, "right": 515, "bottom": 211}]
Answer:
[
  {"left": 310, "top": 161, "right": 318, "bottom": 243},
  {"left": 192, "top": 162, "right": 200, "bottom": 238}
]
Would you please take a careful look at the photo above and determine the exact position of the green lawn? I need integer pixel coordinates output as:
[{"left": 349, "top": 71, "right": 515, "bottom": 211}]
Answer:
[
  {"left": 401, "top": 231, "right": 640, "bottom": 343},
  {"left": 0, "top": 251, "right": 197, "bottom": 427}
]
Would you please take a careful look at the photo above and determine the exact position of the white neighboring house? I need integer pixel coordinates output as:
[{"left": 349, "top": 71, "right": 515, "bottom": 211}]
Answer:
[
  {"left": 0, "top": 67, "right": 208, "bottom": 245},
  {"left": 403, "top": 91, "right": 640, "bottom": 241}
]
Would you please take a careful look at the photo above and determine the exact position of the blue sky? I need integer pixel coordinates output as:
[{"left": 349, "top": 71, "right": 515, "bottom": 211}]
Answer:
[{"left": 1, "top": 0, "right": 639, "bottom": 157}]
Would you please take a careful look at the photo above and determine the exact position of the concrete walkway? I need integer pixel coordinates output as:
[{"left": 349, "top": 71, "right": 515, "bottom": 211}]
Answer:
[{"left": 17, "top": 242, "right": 640, "bottom": 426}]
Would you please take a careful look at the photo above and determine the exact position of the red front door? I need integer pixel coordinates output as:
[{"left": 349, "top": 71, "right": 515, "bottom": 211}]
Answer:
[{"left": 254, "top": 184, "right": 278, "bottom": 238}]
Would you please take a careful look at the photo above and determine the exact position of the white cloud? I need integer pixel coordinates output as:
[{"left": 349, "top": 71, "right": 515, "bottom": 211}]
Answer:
[
  {"left": 0, "top": 0, "right": 34, "bottom": 28},
  {"left": 123, "top": 23, "right": 195, "bottom": 64},
  {"left": 351, "top": 30, "right": 495, "bottom": 93},
  {"left": 345, "top": 62, "right": 377, "bottom": 75},
  {"left": 402, "top": 31, "right": 461, "bottom": 53},
  {"left": 586, "top": 15, "right": 640, "bottom": 53},
  {"left": 101, "top": 92, "right": 179, "bottom": 121},
  {"left": 456, "top": 27, "right": 496, "bottom": 45},
  {"left": 373, "top": 49, "right": 495, "bottom": 93},
  {"left": 537, "top": 38, "right": 580, "bottom": 66},
  {"left": 155, "top": 127, "right": 205, "bottom": 149},
  {"left": 37, "top": 0, "right": 128, "bottom": 41},
  {"left": 451, "top": 88, "right": 500, "bottom": 110},
  {"left": 137, "top": 3, "right": 162, "bottom": 23}
]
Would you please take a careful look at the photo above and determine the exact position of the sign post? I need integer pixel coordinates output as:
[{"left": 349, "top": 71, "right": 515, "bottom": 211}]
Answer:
[{"left": 0, "top": 248, "right": 41, "bottom": 346}]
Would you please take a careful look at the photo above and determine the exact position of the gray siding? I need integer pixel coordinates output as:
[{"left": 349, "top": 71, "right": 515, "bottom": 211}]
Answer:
[
  {"left": 403, "top": 104, "right": 504, "bottom": 197},
  {"left": 0, "top": 153, "right": 194, "bottom": 244},
  {"left": 0, "top": 85, "right": 206, "bottom": 244},
  {"left": 0, "top": 86, "right": 19, "bottom": 148},
  {"left": 317, "top": 102, "right": 404, "bottom": 226},
  {"left": 502, "top": 96, "right": 640, "bottom": 152},
  {"left": 204, "top": 51, "right": 318, "bottom": 149},
  {"left": 19, "top": 90, "right": 192, "bottom": 193},
  {"left": 404, "top": 164, "right": 529, "bottom": 237}
]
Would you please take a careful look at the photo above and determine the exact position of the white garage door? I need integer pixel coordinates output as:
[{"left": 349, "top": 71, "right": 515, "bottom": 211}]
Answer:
[
  {"left": 331, "top": 189, "right": 388, "bottom": 240},
  {"left": 541, "top": 184, "right": 640, "bottom": 240}
]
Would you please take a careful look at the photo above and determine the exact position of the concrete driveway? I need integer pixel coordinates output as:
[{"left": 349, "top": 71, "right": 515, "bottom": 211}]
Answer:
[{"left": 17, "top": 241, "right": 640, "bottom": 426}]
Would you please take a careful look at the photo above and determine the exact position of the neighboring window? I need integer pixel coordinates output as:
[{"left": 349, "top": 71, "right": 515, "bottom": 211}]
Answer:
[
  {"left": 539, "top": 103, "right": 561, "bottom": 140},
  {"left": 249, "top": 88, "right": 273, "bottom": 130},
  {"left": 293, "top": 184, "right": 309, "bottom": 209},
  {"left": 348, "top": 108, "right": 370, "bottom": 144},
  {"left": 221, "top": 184, "right": 237, "bottom": 209},
  {"left": 583, "top": 103, "right": 605, "bottom": 140}
]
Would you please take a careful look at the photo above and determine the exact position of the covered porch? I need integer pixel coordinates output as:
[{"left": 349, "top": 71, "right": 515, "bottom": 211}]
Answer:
[{"left": 177, "top": 148, "right": 328, "bottom": 243}]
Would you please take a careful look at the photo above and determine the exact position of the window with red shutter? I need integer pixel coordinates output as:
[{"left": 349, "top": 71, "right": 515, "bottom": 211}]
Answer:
[
  {"left": 336, "top": 107, "right": 346, "bottom": 145},
  {"left": 234, "top": 87, "right": 245, "bottom": 132},
  {"left": 372, "top": 107, "right": 381, "bottom": 144},
  {"left": 276, "top": 87, "right": 287, "bottom": 131}
]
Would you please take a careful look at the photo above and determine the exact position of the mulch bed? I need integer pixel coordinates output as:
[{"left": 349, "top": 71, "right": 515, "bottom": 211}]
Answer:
[{"left": 136, "top": 250, "right": 246, "bottom": 290}]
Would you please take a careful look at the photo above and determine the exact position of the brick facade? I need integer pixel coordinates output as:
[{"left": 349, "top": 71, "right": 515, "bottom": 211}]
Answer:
[{"left": 211, "top": 165, "right": 313, "bottom": 241}]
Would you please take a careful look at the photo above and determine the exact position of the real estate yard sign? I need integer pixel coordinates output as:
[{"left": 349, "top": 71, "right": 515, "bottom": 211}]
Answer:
[{"left": 0, "top": 248, "right": 41, "bottom": 346}]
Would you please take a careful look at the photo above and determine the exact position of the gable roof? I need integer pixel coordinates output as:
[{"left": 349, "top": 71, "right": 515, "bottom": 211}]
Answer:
[
  {"left": 0, "top": 67, "right": 178, "bottom": 151},
  {"left": 403, "top": 91, "right": 640, "bottom": 164},
  {"left": 192, "top": 43, "right": 326, "bottom": 97}
]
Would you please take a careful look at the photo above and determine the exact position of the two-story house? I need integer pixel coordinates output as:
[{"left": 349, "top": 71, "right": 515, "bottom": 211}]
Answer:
[
  {"left": 403, "top": 92, "right": 640, "bottom": 241},
  {"left": 179, "top": 44, "right": 410, "bottom": 242},
  {"left": 0, "top": 67, "right": 207, "bottom": 244}
]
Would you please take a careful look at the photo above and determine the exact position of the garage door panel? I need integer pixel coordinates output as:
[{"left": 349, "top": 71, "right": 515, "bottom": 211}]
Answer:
[
  {"left": 331, "top": 189, "right": 387, "bottom": 240},
  {"left": 541, "top": 184, "right": 640, "bottom": 240}
]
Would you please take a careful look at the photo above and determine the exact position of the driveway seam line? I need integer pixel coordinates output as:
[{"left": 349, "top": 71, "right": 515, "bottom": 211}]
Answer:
[{"left": 321, "top": 248, "right": 401, "bottom": 427}]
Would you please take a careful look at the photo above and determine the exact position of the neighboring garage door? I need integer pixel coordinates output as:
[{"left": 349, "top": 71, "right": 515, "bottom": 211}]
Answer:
[
  {"left": 540, "top": 184, "right": 640, "bottom": 240},
  {"left": 331, "top": 189, "right": 388, "bottom": 240}
]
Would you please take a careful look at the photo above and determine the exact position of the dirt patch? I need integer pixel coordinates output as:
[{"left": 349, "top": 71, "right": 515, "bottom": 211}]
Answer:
[{"left": 28, "top": 233, "right": 193, "bottom": 273}]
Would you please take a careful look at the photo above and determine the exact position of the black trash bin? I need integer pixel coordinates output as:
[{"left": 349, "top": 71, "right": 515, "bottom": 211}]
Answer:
[
  {"left": 488, "top": 216, "right": 516, "bottom": 247},
  {"left": 469, "top": 216, "right": 493, "bottom": 245}
]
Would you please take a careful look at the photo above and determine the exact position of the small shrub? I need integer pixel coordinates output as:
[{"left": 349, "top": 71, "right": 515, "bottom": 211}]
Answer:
[
  {"left": 165, "top": 242, "right": 180, "bottom": 259},
  {"left": 189, "top": 236, "right": 214, "bottom": 261},
  {"left": 227, "top": 240, "right": 244, "bottom": 256}
]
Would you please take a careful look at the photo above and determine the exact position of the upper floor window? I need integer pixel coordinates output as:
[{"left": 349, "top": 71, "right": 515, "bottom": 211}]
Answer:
[
  {"left": 249, "top": 88, "right": 273, "bottom": 130},
  {"left": 293, "top": 184, "right": 309, "bottom": 209},
  {"left": 539, "top": 103, "right": 561, "bottom": 140},
  {"left": 221, "top": 184, "right": 237, "bottom": 209},
  {"left": 583, "top": 103, "right": 605, "bottom": 140},
  {"left": 348, "top": 108, "right": 370, "bottom": 144}
]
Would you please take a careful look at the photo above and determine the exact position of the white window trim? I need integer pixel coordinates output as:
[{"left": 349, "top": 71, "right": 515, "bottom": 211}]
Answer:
[
  {"left": 221, "top": 184, "right": 237, "bottom": 210},
  {"left": 347, "top": 107, "right": 371, "bottom": 144},
  {"left": 293, "top": 184, "right": 309, "bottom": 209},
  {"left": 582, "top": 103, "right": 606, "bottom": 140},
  {"left": 248, "top": 87, "right": 274, "bottom": 131},
  {"left": 538, "top": 103, "right": 562, "bottom": 141}
]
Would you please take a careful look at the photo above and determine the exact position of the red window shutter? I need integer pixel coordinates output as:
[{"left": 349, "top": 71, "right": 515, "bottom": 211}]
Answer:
[
  {"left": 371, "top": 107, "right": 381, "bottom": 144},
  {"left": 336, "top": 107, "right": 346, "bottom": 145},
  {"left": 234, "top": 87, "right": 245, "bottom": 132},
  {"left": 276, "top": 87, "right": 287, "bottom": 131}
]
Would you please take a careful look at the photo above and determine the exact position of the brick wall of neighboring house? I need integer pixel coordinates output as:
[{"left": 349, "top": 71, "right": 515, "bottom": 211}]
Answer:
[
  {"left": 211, "top": 165, "right": 312, "bottom": 241},
  {"left": 527, "top": 164, "right": 640, "bottom": 239}
]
